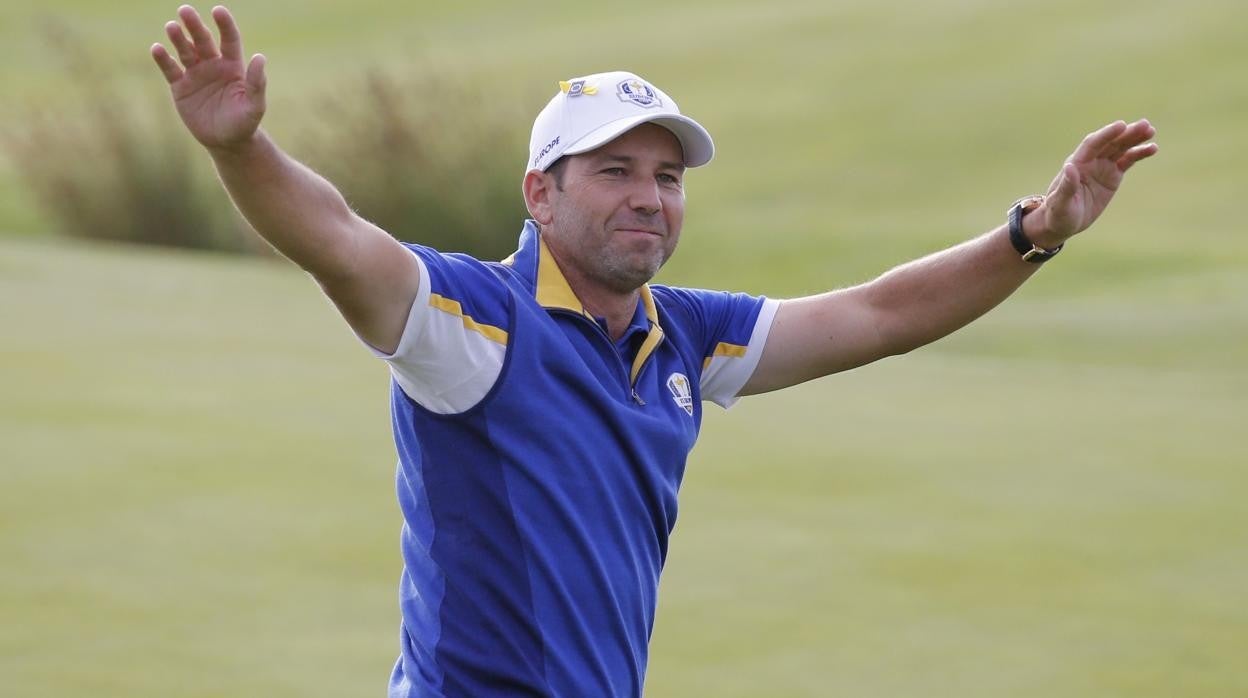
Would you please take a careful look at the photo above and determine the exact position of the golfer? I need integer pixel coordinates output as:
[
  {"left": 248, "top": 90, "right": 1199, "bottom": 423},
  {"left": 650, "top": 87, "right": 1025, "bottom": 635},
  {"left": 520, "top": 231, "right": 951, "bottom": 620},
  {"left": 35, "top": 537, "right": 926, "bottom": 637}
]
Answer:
[{"left": 152, "top": 5, "right": 1158, "bottom": 697}]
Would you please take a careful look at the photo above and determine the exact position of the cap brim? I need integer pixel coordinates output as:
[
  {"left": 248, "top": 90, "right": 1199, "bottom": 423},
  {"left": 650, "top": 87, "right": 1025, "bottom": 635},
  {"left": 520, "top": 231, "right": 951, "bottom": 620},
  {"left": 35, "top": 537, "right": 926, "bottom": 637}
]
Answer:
[{"left": 562, "top": 113, "right": 715, "bottom": 168}]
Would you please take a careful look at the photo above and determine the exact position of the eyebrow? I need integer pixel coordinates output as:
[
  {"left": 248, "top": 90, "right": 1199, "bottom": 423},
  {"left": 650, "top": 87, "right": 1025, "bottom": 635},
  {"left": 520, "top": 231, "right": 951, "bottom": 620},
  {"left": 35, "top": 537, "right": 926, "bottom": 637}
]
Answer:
[{"left": 593, "top": 153, "right": 686, "bottom": 172}]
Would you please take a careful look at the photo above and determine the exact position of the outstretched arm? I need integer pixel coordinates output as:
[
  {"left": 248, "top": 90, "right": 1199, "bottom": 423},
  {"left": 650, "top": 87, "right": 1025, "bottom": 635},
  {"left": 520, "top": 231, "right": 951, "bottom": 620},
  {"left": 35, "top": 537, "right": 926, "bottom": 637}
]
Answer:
[
  {"left": 742, "top": 118, "right": 1158, "bottom": 395},
  {"left": 151, "top": 5, "right": 418, "bottom": 354}
]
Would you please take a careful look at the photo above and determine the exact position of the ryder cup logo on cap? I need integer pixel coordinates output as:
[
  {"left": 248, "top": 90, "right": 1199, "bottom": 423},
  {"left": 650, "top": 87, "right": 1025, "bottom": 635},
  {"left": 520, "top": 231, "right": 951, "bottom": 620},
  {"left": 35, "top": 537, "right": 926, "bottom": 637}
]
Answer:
[
  {"left": 617, "top": 79, "right": 660, "bottom": 108},
  {"left": 528, "top": 70, "right": 714, "bottom": 172}
]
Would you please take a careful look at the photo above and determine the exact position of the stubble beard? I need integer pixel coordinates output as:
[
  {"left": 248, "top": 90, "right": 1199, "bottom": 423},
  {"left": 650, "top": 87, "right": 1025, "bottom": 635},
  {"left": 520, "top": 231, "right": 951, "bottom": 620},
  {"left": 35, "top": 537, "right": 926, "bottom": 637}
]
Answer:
[
  {"left": 551, "top": 210, "right": 676, "bottom": 295},
  {"left": 585, "top": 226, "right": 674, "bottom": 294},
  {"left": 593, "top": 253, "right": 659, "bottom": 293}
]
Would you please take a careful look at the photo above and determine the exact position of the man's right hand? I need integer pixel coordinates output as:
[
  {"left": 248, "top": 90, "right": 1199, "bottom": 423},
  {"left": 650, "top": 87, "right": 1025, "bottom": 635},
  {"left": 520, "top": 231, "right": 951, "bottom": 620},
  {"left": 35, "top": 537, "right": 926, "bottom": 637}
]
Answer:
[
  {"left": 149, "top": 4, "right": 421, "bottom": 357},
  {"left": 151, "top": 5, "right": 266, "bottom": 152}
]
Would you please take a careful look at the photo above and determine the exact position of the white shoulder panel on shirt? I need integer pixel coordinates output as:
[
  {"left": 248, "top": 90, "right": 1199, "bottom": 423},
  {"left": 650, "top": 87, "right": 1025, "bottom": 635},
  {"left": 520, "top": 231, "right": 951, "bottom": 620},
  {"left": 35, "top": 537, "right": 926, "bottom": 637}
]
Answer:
[
  {"left": 701, "top": 298, "right": 780, "bottom": 409},
  {"left": 364, "top": 251, "right": 508, "bottom": 415}
]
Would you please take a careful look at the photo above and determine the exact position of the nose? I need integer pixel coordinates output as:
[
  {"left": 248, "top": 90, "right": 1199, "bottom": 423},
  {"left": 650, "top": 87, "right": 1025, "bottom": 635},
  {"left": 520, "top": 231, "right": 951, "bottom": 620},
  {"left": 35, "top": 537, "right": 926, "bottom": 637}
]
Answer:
[{"left": 628, "top": 178, "right": 662, "bottom": 216}]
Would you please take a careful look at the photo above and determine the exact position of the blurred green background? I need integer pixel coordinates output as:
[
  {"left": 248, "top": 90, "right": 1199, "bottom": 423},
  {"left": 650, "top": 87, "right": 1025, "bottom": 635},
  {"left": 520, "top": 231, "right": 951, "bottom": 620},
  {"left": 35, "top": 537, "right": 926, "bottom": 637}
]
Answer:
[{"left": 2, "top": 0, "right": 1246, "bottom": 695}]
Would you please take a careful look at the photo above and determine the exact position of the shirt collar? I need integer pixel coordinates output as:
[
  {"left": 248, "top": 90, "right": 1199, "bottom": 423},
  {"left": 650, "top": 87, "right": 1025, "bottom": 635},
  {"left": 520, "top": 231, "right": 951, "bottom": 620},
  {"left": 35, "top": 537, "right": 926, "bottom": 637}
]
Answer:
[
  {"left": 612, "top": 298, "right": 652, "bottom": 350},
  {"left": 502, "top": 220, "right": 666, "bottom": 383}
]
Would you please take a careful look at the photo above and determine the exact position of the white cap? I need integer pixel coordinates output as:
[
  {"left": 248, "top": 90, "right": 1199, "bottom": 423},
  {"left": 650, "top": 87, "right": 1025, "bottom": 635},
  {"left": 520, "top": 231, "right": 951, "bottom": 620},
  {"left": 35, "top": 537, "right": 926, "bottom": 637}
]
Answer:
[{"left": 527, "top": 70, "right": 714, "bottom": 173}]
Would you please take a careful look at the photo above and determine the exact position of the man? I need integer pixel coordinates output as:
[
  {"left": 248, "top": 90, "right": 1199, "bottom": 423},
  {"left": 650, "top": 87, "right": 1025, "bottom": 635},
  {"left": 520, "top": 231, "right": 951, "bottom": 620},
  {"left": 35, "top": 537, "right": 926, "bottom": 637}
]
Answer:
[{"left": 151, "top": 6, "right": 1157, "bottom": 697}]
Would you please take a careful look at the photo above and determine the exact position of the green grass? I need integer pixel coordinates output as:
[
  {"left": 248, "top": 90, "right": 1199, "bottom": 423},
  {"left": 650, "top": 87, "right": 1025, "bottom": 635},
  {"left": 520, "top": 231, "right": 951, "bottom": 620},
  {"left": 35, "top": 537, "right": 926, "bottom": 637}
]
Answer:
[
  {"left": 0, "top": 240, "right": 399, "bottom": 695},
  {"left": 3, "top": 236, "right": 1246, "bottom": 696},
  {"left": 3, "top": 0, "right": 1248, "bottom": 695}
]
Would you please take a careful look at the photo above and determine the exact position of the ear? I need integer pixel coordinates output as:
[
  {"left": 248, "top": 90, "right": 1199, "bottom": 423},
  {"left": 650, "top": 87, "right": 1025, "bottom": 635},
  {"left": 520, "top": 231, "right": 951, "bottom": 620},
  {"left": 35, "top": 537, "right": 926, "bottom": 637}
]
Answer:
[{"left": 523, "top": 169, "right": 556, "bottom": 226}]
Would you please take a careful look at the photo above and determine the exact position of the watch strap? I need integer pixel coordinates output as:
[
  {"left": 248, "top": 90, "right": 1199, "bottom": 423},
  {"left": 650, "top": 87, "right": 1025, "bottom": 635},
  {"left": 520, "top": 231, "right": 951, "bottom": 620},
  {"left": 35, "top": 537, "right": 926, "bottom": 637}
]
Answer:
[{"left": 1008, "top": 195, "right": 1062, "bottom": 263}]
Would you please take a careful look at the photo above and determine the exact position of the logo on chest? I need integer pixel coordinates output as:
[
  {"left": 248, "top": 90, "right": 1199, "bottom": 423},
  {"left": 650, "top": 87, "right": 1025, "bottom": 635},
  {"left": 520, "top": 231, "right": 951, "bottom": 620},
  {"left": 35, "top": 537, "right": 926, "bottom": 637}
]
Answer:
[{"left": 666, "top": 372, "right": 694, "bottom": 416}]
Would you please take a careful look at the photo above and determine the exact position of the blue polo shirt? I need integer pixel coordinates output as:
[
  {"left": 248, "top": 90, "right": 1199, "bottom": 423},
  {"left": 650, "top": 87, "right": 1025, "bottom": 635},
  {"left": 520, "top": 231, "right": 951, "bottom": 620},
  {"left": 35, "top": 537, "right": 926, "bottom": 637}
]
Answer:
[{"left": 374, "top": 221, "right": 778, "bottom": 697}]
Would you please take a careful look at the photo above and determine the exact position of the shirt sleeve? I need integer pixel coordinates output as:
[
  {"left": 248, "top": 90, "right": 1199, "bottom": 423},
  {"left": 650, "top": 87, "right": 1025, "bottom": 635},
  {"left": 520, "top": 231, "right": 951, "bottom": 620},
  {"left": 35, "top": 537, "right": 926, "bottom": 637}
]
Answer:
[
  {"left": 655, "top": 286, "right": 780, "bottom": 409},
  {"left": 358, "top": 244, "right": 512, "bottom": 415}
]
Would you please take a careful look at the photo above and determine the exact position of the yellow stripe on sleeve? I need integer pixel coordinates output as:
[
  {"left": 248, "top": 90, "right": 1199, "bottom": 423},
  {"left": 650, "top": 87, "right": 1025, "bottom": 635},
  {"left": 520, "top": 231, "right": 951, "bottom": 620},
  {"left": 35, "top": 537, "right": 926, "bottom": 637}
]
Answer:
[
  {"left": 428, "top": 294, "right": 509, "bottom": 345},
  {"left": 701, "top": 341, "right": 748, "bottom": 370}
]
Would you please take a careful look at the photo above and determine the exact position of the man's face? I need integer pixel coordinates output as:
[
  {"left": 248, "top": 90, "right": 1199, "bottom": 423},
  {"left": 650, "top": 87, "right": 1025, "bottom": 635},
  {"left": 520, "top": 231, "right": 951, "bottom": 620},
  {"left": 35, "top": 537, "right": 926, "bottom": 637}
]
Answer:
[{"left": 542, "top": 123, "right": 687, "bottom": 294}]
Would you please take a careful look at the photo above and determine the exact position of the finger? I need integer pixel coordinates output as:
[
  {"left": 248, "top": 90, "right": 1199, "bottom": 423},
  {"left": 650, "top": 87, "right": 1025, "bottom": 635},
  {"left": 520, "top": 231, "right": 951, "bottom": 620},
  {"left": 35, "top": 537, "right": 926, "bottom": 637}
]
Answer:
[
  {"left": 1123, "top": 118, "right": 1156, "bottom": 142},
  {"left": 1071, "top": 120, "right": 1126, "bottom": 164},
  {"left": 1098, "top": 118, "right": 1156, "bottom": 161},
  {"left": 150, "top": 43, "right": 185, "bottom": 83},
  {"left": 1116, "top": 142, "right": 1159, "bottom": 172},
  {"left": 178, "top": 5, "right": 220, "bottom": 60},
  {"left": 165, "top": 20, "right": 197, "bottom": 67},
  {"left": 213, "top": 6, "right": 243, "bottom": 62},
  {"left": 246, "top": 53, "right": 268, "bottom": 105},
  {"left": 1048, "top": 161, "right": 1081, "bottom": 208}
]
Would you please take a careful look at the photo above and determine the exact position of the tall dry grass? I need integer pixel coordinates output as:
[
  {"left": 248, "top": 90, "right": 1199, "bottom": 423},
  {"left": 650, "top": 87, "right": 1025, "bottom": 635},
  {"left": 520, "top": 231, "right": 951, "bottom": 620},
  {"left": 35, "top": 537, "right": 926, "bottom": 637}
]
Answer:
[
  {"left": 3, "top": 23, "right": 251, "bottom": 252},
  {"left": 5, "top": 23, "right": 535, "bottom": 260},
  {"left": 295, "top": 69, "right": 533, "bottom": 261}
]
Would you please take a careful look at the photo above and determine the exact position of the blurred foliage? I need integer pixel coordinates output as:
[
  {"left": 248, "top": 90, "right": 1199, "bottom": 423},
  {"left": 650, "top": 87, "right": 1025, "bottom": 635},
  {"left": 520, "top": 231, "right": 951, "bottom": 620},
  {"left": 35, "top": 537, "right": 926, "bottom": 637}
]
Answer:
[
  {"left": 3, "top": 21, "right": 535, "bottom": 259},
  {"left": 2, "top": 21, "right": 253, "bottom": 253},
  {"left": 294, "top": 69, "right": 534, "bottom": 260}
]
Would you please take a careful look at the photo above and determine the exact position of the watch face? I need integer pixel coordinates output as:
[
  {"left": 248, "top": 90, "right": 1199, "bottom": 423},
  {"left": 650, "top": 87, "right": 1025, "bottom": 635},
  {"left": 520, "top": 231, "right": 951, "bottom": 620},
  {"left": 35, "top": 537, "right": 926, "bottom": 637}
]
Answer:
[{"left": 1019, "top": 195, "right": 1046, "bottom": 214}]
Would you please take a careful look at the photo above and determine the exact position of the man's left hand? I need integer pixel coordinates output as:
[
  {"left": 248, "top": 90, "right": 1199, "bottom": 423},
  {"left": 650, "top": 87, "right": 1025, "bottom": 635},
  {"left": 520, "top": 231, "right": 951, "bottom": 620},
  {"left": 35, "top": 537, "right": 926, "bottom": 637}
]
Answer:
[{"left": 1026, "top": 119, "right": 1159, "bottom": 249}]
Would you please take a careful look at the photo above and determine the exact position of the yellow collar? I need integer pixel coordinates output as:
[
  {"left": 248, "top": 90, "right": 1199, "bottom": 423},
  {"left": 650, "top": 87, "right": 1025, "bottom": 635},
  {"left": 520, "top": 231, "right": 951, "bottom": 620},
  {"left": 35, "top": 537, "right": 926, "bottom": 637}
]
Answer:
[{"left": 531, "top": 234, "right": 665, "bottom": 385}]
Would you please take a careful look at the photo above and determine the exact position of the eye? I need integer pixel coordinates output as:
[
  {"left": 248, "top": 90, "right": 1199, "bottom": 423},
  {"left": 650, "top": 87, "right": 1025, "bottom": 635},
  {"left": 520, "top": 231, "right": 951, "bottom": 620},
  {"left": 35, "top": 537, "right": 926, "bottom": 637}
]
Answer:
[
  {"left": 600, "top": 167, "right": 626, "bottom": 176},
  {"left": 658, "top": 173, "right": 683, "bottom": 187}
]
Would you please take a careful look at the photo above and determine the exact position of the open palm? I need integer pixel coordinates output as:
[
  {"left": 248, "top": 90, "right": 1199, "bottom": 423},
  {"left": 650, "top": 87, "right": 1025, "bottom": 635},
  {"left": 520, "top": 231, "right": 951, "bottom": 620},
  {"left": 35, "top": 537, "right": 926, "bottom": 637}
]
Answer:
[
  {"left": 1038, "top": 119, "right": 1158, "bottom": 245},
  {"left": 151, "top": 6, "right": 266, "bottom": 151}
]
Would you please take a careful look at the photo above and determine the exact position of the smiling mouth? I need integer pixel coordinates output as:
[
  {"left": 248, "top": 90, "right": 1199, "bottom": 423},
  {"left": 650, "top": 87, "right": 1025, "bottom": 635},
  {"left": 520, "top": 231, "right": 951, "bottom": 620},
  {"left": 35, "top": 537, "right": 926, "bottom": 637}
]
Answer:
[{"left": 616, "top": 228, "right": 663, "bottom": 237}]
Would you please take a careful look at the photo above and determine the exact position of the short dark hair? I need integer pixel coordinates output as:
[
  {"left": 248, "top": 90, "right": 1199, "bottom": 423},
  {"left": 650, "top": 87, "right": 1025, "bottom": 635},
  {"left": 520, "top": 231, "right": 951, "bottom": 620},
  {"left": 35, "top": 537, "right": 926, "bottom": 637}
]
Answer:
[{"left": 546, "top": 157, "right": 568, "bottom": 191}]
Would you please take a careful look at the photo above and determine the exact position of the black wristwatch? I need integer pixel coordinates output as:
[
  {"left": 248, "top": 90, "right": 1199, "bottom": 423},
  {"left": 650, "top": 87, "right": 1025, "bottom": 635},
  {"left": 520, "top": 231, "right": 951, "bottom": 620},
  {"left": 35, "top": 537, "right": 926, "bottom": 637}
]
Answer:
[{"left": 1008, "top": 195, "right": 1062, "bottom": 263}]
